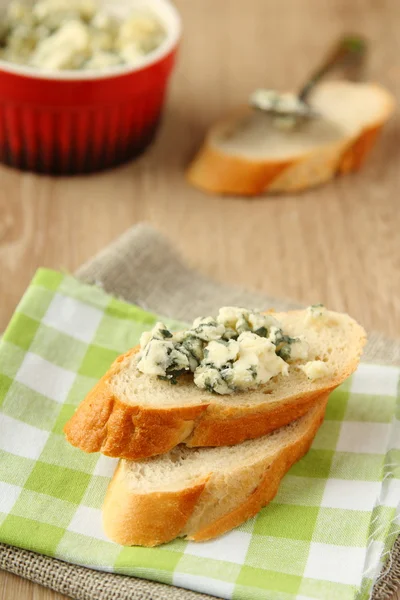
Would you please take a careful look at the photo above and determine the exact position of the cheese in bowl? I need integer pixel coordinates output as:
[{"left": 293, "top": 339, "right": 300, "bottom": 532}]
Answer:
[
  {"left": 0, "top": 0, "right": 167, "bottom": 71},
  {"left": 0, "top": 0, "right": 181, "bottom": 174}
]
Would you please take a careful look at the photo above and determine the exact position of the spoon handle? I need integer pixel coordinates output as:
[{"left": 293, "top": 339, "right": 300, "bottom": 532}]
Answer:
[{"left": 298, "top": 34, "right": 367, "bottom": 103}]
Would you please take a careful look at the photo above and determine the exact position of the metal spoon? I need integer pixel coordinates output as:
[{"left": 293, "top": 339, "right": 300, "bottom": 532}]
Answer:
[{"left": 250, "top": 34, "right": 367, "bottom": 121}]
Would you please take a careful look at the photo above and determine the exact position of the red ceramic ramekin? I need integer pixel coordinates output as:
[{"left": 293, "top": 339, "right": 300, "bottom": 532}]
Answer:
[{"left": 0, "top": 0, "right": 181, "bottom": 174}]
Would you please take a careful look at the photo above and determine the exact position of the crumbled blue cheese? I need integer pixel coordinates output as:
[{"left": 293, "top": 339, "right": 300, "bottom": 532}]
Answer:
[
  {"left": 137, "top": 308, "right": 303, "bottom": 394},
  {"left": 35, "top": 24, "right": 51, "bottom": 42},
  {"left": 247, "top": 311, "right": 280, "bottom": 333},
  {"left": 137, "top": 339, "right": 173, "bottom": 376},
  {"left": 266, "top": 326, "right": 281, "bottom": 344},
  {"left": 91, "top": 12, "right": 117, "bottom": 32},
  {"left": 117, "top": 12, "right": 166, "bottom": 54},
  {"left": 4, "top": 24, "right": 37, "bottom": 62},
  {"left": 0, "top": 0, "right": 166, "bottom": 71},
  {"left": 300, "top": 360, "right": 331, "bottom": 380},
  {"left": 140, "top": 322, "right": 172, "bottom": 347},
  {"left": 306, "top": 304, "right": 325, "bottom": 320},
  {"left": 33, "top": 0, "right": 96, "bottom": 24},
  {"left": 305, "top": 305, "right": 338, "bottom": 327},
  {"left": 30, "top": 20, "right": 90, "bottom": 70},
  {"left": 216, "top": 306, "right": 246, "bottom": 329},
  {"left": 250, "top": 89, "right": 320, "bottom": 124},
  {"left": 191, "top": 317, "right": 225, "bottom": 342},
  {"left": 137, "top": 306, "right": 337, "bottom": 393},
  {"left": 228, "top": 332, "right": 288, "bottom": 388},
  {"left": 179, "top": 336, "right": 204, "bottom": 371},
  {"left": 267, "top": 326, "right": 308, "bottom": 363},
  {"left": 193, "top": 366, "right": 232, "bottom": 395},
  {"left": 119, "top": 42, "right": 143, "bottom": 66},
  {"left": 203, "top": 339, "right": 240, "bottom": 369},
  {"left": 286, "top": 336, "right": 309, "bottom": 361},
  {"left": 139, "top": 340, "right": 190, "bottom": 379},
  {"left": 139, "top": 322, "right": 190, "bottom": 378},
  {"left": 194, "top": 333, "right": 288, "bottom": 394},
  {"left": 250, "top": 90, "right": 308, "bottom": 115},
  {"left": 7, "top": 1, "right": 34, "bottom": 26},
  {"left": 138, "top": 337, "right": 172, "bottom": 376},
  {"left": 217, "top": 306, "right": 280, "bottom": 336},
  {"left": 89, "top": 28, "right": 115, "bottom": 53},
  {"left": 84, "top": 51, "right": 121, "bottom": 70}
]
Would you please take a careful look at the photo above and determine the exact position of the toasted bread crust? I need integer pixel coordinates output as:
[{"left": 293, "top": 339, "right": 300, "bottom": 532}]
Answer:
[
  {"left": 102, "top": 396, "right": 328, "bottom": 546},
  {"left": 186, "top": 137, "right": 292, "bottom": 196},
  {"left": 64, "top": 379, "right": 324, "bottom": 459},
  {"left": 103, "top": 463, "right": 208, "bottom": 546},
  {"left": 186, "top": 83, "right": 394, "bottom": 196},
  {"left": 64, "top": 347, "right": 208, "bottom": 460},
  {"left": 185, "top": 388, "right": 326, "bottom": 447},
  {"left": 338, "top": 123, "right": 383, "bottom": 174}
]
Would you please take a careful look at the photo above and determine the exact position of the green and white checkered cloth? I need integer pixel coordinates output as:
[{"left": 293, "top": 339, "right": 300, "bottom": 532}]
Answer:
[{"left": 0, "top": 269, "right": 399, "bottom": 600}]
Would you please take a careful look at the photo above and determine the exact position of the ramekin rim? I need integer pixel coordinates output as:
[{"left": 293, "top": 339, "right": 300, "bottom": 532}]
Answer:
[{"left": 0, "top": 0, "right": 181, "bottom": 81}]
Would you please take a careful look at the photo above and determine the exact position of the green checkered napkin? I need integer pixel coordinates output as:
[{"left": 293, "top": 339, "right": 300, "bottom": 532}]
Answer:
[{"left": 0, "top": 269, "right": 399, "bottom": 600}]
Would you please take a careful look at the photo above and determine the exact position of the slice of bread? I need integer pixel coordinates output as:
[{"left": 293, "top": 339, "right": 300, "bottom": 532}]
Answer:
[
  {"left": 64, "top": 309, "right": 366, "bottom": 460},
  {"left": 102, "top": 394, "right": 328, "bottom": 546},
  {"left": 186, "top": 81, "right": 395, "bottom": 196}
]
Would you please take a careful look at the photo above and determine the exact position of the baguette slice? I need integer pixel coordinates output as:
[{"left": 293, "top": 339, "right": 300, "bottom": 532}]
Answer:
[
  {"left": 103, "top": 394, "right": 328, "bottom": 546},
  {"left": 187, "top": 81, "right": 395, "bottom": 196},
  {"left": 64, "top": 309, "right": 365, "bottom": 460}
]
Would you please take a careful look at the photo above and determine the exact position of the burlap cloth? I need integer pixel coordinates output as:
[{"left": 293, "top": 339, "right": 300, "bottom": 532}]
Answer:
[{"left": 0, "top": 223, "right": 399, "bottom": 600}]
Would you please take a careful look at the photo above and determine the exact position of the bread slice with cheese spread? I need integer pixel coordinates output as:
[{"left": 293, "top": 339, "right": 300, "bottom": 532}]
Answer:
[
  {"left": 186, "top": 81, "right": 395, "bottom": 196},
  {"left": 64, "top": 308, "right": 365, "bottom": 460},
  {"left": 103, "top": 394, "right": 328, "bottom": 546}
]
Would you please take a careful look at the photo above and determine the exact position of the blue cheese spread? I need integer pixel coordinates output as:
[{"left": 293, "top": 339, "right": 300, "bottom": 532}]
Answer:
[
  {"left": 250, "top": 90, "right": 310, "bottom": 117},
  {"left": 249, "top": 89, "right": 320, "bottom": 126},
  {"left": 137, "top": 307, "right": 316, "bottom": 395},
  {"left": 0, "top": 0, "right": 166, "bottom": 71}
]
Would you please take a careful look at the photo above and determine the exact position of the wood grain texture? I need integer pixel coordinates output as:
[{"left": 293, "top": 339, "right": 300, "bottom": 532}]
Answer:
[{"left": 0, "top": 0, "right": 399, "bottom": 598}]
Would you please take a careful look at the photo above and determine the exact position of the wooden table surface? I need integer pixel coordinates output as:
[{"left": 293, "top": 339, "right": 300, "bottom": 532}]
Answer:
[{"left": 1, "top": 0, "right": 399, "bottom": 598}]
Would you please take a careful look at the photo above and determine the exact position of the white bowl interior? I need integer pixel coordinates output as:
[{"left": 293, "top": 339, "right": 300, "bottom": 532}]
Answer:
[{"left": 0, "top": 0, "right": 181, "bottom": 80}]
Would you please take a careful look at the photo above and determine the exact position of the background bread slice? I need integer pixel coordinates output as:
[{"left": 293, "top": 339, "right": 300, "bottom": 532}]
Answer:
[
  {"left": 102, "top": 394, "right": 328, "bottom": 546},
  {"left": 64, "top": 309, "right": 366, "bottom": 460},
  {"left": 186, "top": 81, "right": 395, "bottom": 196}
]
